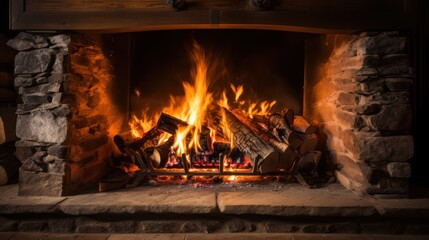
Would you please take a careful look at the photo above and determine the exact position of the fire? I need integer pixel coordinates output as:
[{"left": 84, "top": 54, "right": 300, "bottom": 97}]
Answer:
[{"left": 128, "top": 41, "right": 278, "bottom": 174}]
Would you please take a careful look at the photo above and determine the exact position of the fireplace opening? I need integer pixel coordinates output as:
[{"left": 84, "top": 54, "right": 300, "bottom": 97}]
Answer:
[
  {"left": 111, "top": 30, "right": 319, "bottom": 187},
  {"left": 8, "top": 29, "right": 417, "bottom": 197}
]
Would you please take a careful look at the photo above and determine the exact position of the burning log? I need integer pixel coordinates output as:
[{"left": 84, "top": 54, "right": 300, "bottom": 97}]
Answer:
[
  {"left": 293, "top": 116, "right": 318, "bottom": 134},
  {"left": 219, "top": 106, "right": 279, "bottom": 173},
  {"left": 156, "top": 112, "right": 212, "bottom": 151},
  {"left": 145, "top": 136, "right": 174, "bottom": 168},
  {"left": 114, "top": 127, "right": 162, "bottom": 153},
  {"left": 267, "top": 113, "right": 302, "bottom": 149},
  {"left": 232, "top": 110, "right": 288, "bottom": 152},
  {"left": 232, "top": 110, "right": 299, "bottom": 172}
]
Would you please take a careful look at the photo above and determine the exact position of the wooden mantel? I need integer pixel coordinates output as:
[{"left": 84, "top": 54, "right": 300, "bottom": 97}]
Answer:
[{"left": 10, "top": 0, "right": 418, "bottom": 33}]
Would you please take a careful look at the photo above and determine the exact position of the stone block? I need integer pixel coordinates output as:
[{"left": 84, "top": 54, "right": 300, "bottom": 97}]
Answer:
[
  {"left": 52, "top": 52, "right": 65, "bottom": 74},
  {"left": 21, "top": 151, "right": 46, "bottom": 172},
  {"left": 44, "top": 156, "right": 68, "bottom": 174},
  {"left": 356, "top": 35, "right": 406, "bottom": 55},
  {"left": 360, "top": 221, "right": 405, "bottom": 234},
  {"left": 15, "top": 49, "right": 54, "bottom": 75},
  {"left": 356, "top": 67, "right": 378, "bottom": 76},
  {"left": 47, "top": 218, "right": 75, "bottom": 232},
  {"left": 381, "top": 54, "right": 410, "bottom": 66},
  {"left": 405, "top": 224, "right": 429, "bottom": 234},
  {"left": 14, "top": 140, "right": 50, "bottom": 163},
  {"left": 17, "top": 220, "right": 46, "bottom": 232},
  {"left": 180, "top": 222, "right": 209, "bottom": 233},
  {"left": 48, "top": 73, "right": 70, "bottom": 83},
  {"left": 49, "top": 35, "right": 71, "bottom": 45},
  {"left": 52, "top": 104, "right": 71, "bottom": 117},
  {"left": 355, "top": 104, "right": 382, "bottom": 115},
  {"left": 385, "top": 78, "right": 413, "bottom": 92},
  {"left": 364, "top": 103, "right": 412, "bottom": 131},
  {"left": 336, "top": 92, "right": 359, "bottom": 105},
  {"left": 367, "top": 178, "right": 409, "bottom": 194},
  {"left": 342, "top": 131, "right": 413, "bottom": 162},
  {"left": 357, "top": 80, "right": 384, "bottom": 95},
  {"left": 331, "top": 152, "right": 371, "bottom": 183},
  {"left": 22, "top": 93, "right": 62, "bottom": 104},
  {"left": 19, "top": 83, "right": 61, "bottom": 95},
  {"left": 301, "top": 224, "right": 333, "bottom": 233},
  {"left": 227, "top": 220, "right": 246, "bottom": 232},
  {"left": 7, "top": 38, "right": 33, "bottom": 51},
  {"left": 387, "top": 162, "right": 411, "bottom": 178},
  {"left": 14, "top": 76, "right": 35, "bottom": 87},
  {"left": 16, "top": 110, "right": 67, "bottom": 144},
  {"left": 265, "top": 223, "right": 298, "bottom": 233},
  {"left": 358, "top": 92, "right": 410, "bottom": 105},
  {"left": 137, "top": 221, "right": 181, "bottom": 233},
  {"left": 334, "top": 109, "right": 365, "bottom": 130},
  {"left": 330, "top": 222, "right": 359, "bottom": 233},
  {"left": 378, "top": 65, "right": 410, "bottom": 76},
  {"left": 19, "top": 169, "right": 67, "bottom": 196},
  {"left": 47, "top": 145, "right": 69, "bottom": 159}
]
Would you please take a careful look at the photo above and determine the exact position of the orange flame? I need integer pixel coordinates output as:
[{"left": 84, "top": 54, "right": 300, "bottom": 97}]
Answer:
[{"left": 128, "top": 41, "right": 277, "bottom": 159}]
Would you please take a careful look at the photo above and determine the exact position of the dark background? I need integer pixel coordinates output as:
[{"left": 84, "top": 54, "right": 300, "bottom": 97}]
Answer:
[{"left": 128, "top": 30, "right": 314, "bottom": 117}]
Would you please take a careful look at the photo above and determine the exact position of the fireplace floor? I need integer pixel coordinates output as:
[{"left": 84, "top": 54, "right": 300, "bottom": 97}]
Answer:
[{"left": 1, "top": 183, "right": 429, "bottom": 234}]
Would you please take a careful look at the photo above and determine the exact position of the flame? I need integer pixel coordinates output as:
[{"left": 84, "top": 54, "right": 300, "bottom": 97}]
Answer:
[
  {"left": 128, "top": 113, "right": 155, "bottom": 138},
  {"left": 230, "top": 84, "right": 244, "bottom": 102},
  {"left": 128, "top": 41, "right": 278, "bottom": 171}
]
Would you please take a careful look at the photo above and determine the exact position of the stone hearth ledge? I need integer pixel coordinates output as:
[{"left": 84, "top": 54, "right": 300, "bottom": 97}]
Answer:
[{"left": 0, "top": 183, "right": 429, "bottom": 217}]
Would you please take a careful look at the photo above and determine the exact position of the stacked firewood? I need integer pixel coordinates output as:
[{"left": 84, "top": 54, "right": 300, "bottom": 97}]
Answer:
[
  {"left": 113, "top": 105, "right": 321, "bottom": 175},
  {"left": 206, "top": 105, "right": 321, "bottom": 174}
]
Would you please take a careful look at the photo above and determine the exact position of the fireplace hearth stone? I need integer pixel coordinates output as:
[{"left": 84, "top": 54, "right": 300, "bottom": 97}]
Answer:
[{"left": 1, "top": 183, "right": 429, "bottom": 234}]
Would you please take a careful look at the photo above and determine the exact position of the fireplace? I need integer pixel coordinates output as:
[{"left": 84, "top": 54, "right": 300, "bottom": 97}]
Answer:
[
  {"left": 4, "top": 0, "right": 425, "bottom": 198},
  {"left": 6, "top": 29, "right": 415, "bottom": 197}
]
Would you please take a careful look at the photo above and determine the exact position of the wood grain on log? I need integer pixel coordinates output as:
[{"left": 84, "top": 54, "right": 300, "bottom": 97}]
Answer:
[
  {"left": 267, "top": 113, "right": 302, "bottom": 148},
  {"left": 221, "top": 106, "right": 279, "bottom": 173},
  {"left": 114, "top": 127, "right": 162, "bottom": 153},
  {"left": 232, "top": 110, "right": 299, "bottom": 172}
]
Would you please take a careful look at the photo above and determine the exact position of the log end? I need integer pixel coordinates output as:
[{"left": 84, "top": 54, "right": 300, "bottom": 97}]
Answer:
[
  {"left": 299, "top": 134, "right": 318, "bottom": 155},
  {"left": 258, "top": 152, "right": 279, "bottom": 174}
]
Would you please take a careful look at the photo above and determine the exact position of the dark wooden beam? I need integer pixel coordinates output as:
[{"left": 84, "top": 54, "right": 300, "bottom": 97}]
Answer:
[{"left": 10, "top": 0, "right": 418, "bottom": 33}]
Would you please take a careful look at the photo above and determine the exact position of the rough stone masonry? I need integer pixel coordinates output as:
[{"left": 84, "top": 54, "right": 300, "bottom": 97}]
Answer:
[
  {"left": 306, "top": 31, "right": 414, "bottom": 195},
  {"left": 8, "top": 32, "right": 120, "bottom": 196}
]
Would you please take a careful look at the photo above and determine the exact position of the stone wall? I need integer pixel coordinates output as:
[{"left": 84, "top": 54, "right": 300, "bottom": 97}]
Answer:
[
  {"left": 305, "top": 32, "right": 414, "bottom": 195},
  {"left": 8, "top": 33, "right": 122, "bottom": 196}
]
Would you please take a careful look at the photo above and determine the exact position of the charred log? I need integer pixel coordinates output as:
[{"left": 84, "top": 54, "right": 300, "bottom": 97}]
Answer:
[
  {"left": 220, "top": 106, "right": 279, "bottom": 173},
  {"left": 157, "top": 112, "right": 211, "bottom": 151},
  {"left": 145, "top": 136, "right": 174, "bottom": 168}
]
